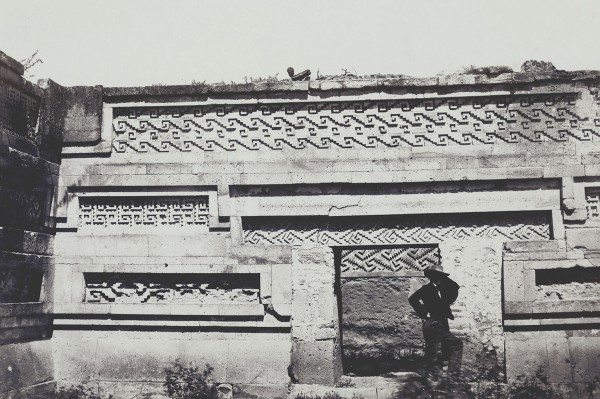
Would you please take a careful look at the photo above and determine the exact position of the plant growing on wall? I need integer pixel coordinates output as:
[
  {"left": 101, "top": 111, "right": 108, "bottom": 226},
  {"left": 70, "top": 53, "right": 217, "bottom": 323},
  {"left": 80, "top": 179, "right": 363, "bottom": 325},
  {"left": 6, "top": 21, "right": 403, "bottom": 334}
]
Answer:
[
  {"left": 28, "top": 384, "right": 107, "bottom": 399},
  {"left": 164, "top": 359, "right": 217, "bottom": 399}
]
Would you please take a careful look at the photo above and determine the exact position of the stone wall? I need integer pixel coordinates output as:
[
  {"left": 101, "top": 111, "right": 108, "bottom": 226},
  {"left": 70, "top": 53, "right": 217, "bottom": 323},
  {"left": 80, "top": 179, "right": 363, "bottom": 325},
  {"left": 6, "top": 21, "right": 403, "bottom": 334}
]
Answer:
[
  {"left": 41, "top": 61, "right": 600, "bottom": 396},
  {"left": 503, "top": 240, "right": 600, "bottom": 396},
  {"left": 0, "top": 51, "right": 61, "bottom": 398}
]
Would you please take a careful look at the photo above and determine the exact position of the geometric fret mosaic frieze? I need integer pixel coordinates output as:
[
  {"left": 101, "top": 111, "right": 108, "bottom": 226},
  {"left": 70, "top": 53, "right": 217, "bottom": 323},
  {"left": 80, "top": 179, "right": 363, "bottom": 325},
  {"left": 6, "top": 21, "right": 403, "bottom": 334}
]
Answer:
[
  {"left": 586, "top": 187, "right": 600, "bottom": 220},
  {"left": 340, "top": 246, "right": 440, "bottom": 273},
  {"left": 79, "top": 196, "right": 209, "bottom": 229},
  {"left": 84, "top": 273, "right": 260, "bottom": 304},
  {"left": 242, "top": 212, "right": 551, "bottom": 246},
  {"left": 112, "top": 93, "right": 600, "bottom": 153}
]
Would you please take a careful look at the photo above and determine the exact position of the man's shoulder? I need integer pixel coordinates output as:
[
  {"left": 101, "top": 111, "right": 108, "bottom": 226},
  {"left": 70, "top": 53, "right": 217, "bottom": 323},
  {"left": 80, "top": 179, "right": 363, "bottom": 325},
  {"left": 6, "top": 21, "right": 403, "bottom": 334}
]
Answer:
[
  {"left": 442, "top": 277, "right": 459, "bottom": 289},
  {"left": 411, "top": 283, "right": 434, "bottom": 295}
]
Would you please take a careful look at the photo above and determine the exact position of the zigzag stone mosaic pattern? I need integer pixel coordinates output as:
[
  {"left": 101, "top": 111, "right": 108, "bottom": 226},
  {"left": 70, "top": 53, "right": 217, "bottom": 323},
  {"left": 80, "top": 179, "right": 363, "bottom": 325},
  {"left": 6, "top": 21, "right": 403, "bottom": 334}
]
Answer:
[
  {"left": 243, "top": 212, "right": 551, "bottom": 246},
  {"left": 85, "top": 273, "right": 260, "bottom": 304},
  {"left": 586, "top": 187, "right": 600, "bottom": 220},
  {"left": 340, "top": 246, "right": 440, "bottom": 273},
  {"left": 112, "top": 94, "right": 599, "bottom": 153},
  {"left": 79, "top": 196, "right": 209, "bottom": 229}
]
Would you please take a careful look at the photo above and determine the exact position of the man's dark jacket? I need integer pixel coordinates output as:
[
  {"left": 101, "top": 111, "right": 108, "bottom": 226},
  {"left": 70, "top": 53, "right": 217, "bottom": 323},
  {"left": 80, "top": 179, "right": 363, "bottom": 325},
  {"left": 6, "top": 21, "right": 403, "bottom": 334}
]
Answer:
[{"left": 408, "top": 277, "right": 460, "bottom": 320}]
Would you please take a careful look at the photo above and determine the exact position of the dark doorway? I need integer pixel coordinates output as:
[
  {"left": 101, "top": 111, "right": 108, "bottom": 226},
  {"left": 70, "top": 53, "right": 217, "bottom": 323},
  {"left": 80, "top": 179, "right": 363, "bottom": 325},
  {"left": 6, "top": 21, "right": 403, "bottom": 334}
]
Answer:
[{"left": 335, "top": 245, "right": 440, "bottom": 376}]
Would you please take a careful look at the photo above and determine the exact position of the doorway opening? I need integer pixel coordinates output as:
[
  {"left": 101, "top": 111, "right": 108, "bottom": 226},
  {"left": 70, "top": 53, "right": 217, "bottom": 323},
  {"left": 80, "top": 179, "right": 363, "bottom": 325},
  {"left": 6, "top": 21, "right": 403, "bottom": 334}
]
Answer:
[{"left": 335, "top": 244, "right": 440, "bottom": 376}]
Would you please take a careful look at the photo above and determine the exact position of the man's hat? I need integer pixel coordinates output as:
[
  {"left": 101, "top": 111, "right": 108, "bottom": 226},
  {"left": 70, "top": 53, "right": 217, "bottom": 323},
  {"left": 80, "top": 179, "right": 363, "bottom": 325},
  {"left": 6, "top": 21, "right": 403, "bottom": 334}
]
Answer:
[{"left": 423, "top": 263, "right": 449, "bottom": 278}]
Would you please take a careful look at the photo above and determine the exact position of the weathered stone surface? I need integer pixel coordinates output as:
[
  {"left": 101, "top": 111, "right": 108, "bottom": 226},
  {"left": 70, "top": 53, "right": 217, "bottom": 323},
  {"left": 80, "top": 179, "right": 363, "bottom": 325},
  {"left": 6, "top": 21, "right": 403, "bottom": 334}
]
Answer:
[
  {"left": 566, "top": 228, "right": 600, "bottom": 251},
  {"left": 291, "top": 245, "right": 341, "bottom": 384},
  {"left": 569, "top": 337, "right": 600, "bottom": 382},
  {"left": 5, "top": 47, "right": 600, "bottom": 395},
  {"left": 546, "top": 338, "right": 572, "bottom": 383},
  {"left": 62, "top": 86, "right": 103, "bottom": 144},
  {"left": 505, "top": 336, "right": 548, "bottom": 381},
  {"left": 504, "top": 240, "right": 561, "bottom": 253},
  {"left": 229, "top": 245, "right": 292, "bottom": 264},
  {"left": 0, "top": 340, "right": 53, "bottom": 393},
  {"left": 53, "top": 330, "right": 291, "bottom": 387},
  {"left": 340, "top": 277, "right": 422, "bottom": 375},
  {"left": 441, "top": 239, "right": 505, "bottom": 381},
  {"left": 0, "top": 51, "right": 24, "bottom": 75}
]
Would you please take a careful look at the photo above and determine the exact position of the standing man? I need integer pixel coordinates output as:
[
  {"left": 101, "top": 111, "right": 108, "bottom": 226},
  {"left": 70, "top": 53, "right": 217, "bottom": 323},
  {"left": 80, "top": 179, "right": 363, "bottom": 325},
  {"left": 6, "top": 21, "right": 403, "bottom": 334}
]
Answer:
[{"left": 408, "top": 263, "right": 463, "bottom": 379}]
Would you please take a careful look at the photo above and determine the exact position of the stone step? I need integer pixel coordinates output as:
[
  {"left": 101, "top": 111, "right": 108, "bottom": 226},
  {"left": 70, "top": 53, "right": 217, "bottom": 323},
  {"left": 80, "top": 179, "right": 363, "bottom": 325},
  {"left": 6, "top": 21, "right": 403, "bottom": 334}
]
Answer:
[{"left": 289, "top": 373, "right": 427, "bottom": 399}]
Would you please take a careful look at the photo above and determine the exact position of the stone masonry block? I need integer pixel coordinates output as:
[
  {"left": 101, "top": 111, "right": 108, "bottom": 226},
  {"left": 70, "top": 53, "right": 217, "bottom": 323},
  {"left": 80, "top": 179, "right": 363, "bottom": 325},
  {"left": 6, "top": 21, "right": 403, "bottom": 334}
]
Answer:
[
  {"left": 504, "top": 301, "right": 533, "bottom": 314},
  {"left": 523, "top": 269, "right": 537, "bottom": 301},
  {"left": 62, "top": 86, "right": 103, "bottom": 144},
  {"left": 94, "top": 337, "right": 182, "bottom": 381},
  {"left": 527, "top": 251, "right": 568, "bottom": 261},
  {"left": 566, "top": 228, "right": 600, "bottom": 251},
  {"left": 148, "top": 234, "right": 229, "bottom": 257},
  {"left": 503, "top": 252, "right": 530, "bottom": 261},
  {"left": 569, "top": 337, "right": 600, "bottom": 382},
  {"left": 503, "top": 262, "right": 525, "bottom": 302},
  {"left": 585, "top": 164, "right": 600, "bottom": 176},
  {"left": 226, "top": 339, "right": 291, "bottom": 384},
  {"left": 0, "top": 340, "right": 53, "bottom": 393},
  {"left": 546, "top": 338, "right": 572, "bottom": 383},
  {"left": 291, "top": 245, "right": 341, "bottom": 384},
  {"left": 271, "top": 264, "right": 292, "bottom": 317},
  {"left": 504, "top": 240, "right": 560, "bottom": 253},
  {"left": 93, "top": 235, "right": 149, "bottom": 257},
  {"left": 53, "top": 235, "right": 95, "bottom": 257},
  {"left": 229, "top": 244, "right": 292, "bottom": 264},
  {"left": 291, "top": 340, "right": 341, "bottom": 385},
  {"left": 582, "top": 153, "right": 600, "bottom": 165},
  {"left": 544, "top": 165, "right": 585, "bottom": 178},
  {"left": 505, "top": 337, "right": 548, "bottom": 381}
]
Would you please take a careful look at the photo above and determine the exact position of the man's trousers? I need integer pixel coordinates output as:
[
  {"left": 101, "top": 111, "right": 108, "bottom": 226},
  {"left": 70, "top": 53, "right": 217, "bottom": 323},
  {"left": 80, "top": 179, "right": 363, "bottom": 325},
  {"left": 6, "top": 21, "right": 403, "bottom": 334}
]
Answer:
[{"left": 422, "top": 318, "right": 463, "bottom": 377}]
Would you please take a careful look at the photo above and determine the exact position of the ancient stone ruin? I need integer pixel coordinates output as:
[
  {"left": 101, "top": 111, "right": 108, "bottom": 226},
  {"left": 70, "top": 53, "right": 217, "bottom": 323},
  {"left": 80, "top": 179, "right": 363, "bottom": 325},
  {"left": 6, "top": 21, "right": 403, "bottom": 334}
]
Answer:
[{"left": 1, "top": 49, "right": 600, "bottom": 398}]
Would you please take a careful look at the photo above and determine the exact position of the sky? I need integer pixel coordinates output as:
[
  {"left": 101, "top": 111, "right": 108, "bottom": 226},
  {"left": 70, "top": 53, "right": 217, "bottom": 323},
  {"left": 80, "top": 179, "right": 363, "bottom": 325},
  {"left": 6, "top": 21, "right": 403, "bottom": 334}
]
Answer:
[{"left": 2, "top": 0, "right": 600, "bottom": 87}]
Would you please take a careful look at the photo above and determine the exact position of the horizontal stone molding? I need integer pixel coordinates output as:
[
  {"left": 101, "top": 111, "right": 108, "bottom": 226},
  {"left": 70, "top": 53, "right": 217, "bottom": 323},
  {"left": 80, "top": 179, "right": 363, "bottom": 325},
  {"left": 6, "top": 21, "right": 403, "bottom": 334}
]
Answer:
[
  {"left": 231, "top": 189, "right": 560, "bottom": 217},
  {"left": 52, "top": 318, "right": 291, "bottom": 330},
  {"left": 53, "top": 303, "right": 266, "bottom": 317}
]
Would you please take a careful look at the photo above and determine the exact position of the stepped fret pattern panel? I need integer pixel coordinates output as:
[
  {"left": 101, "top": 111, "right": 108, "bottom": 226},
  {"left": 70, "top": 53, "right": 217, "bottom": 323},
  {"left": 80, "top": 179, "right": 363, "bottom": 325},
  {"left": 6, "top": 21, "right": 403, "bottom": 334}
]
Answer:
[
  {"left": 85, "top": 273, "right": 260, "bottom": 304},
  {"left": 79, "top": 196, "right": 209, "bottom": 229},
  {"left": 243, "top": 213, "right": 550, "bottom": 246},
  {"left": 586, "top": 187, "right": 600, "bottom": 220},
  {"left": 340, "top": 246, "right": 440, "bottom": 273},
  {"left": 112, "top": 94, "right": 599, "bottom": 153}
]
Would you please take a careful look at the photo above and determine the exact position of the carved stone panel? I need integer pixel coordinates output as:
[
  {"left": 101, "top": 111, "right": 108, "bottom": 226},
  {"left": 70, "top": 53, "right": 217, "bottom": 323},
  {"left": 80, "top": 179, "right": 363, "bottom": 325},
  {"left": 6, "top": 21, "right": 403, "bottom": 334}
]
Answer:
[
  {"left": 243, "top": 212, "right": 551, "bottom": 246},
  {"left": 340, "top": 246, "right": 440, "bottom": 273},
  {"left": 112, "top": 93, "right": 598, "bottom": 153},
  {"left": 586, "top": 187, "right": 600, "bottom": 221},
  {"left": 79, "top": 196, "right": 209, "bottom": 230},
  {"left": 84, "top": 273, "right": 260, "bottom": 304}
]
